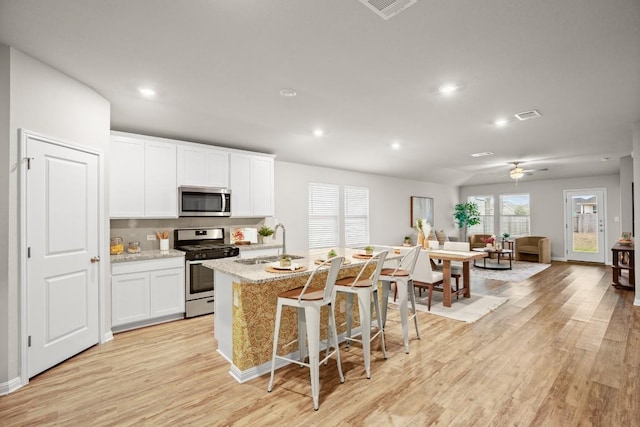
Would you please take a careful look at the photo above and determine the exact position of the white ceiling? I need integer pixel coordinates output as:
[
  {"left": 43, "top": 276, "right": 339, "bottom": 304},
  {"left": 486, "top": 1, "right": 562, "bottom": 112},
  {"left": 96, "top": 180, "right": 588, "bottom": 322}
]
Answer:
[{"left": 1, "top": 0, "right": 639, "bottom": 186}]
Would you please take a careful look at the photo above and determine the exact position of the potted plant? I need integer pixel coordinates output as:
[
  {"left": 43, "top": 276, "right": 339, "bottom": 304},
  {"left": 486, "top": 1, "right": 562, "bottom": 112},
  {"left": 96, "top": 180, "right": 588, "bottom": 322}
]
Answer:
[
  {"left": 364, "top": 245, "right": 374, "bottom": 255},
  {"left": 279, "top": 254, "right": 291, "bottom": 267},
  {"left": 502, "top": 232, "right": 511, "bottom": 241},
  {"left": 327, "top": 249, "right": 337, "bottom": 259},
  {"left": 453, "top": 202, "right": 481, "bottom": 242},
  {"left": 404, "top": 236, "right": 412, "bottom": 245},
  {"left": 258, "top": 226, "right": 274, "bottom": 243}
]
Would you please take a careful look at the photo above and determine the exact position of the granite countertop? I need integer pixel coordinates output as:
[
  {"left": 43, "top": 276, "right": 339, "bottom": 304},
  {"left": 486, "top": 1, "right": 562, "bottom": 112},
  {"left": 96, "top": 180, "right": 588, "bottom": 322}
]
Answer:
[
  {"left": 111, "top": 249, "right": 185, "bottom": 263},
  {"left": 203, "top": 245, "right": 403, "bottom": 284},
  {"left": 235, "top": 242, "right": 282, "bottom": 252}
]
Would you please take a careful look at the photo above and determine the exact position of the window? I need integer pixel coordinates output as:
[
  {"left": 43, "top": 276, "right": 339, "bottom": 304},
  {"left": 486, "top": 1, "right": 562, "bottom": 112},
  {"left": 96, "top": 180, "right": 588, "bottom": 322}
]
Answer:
[
  {"left": 500, "top": 194, "right": 530, "bottom": 236},
  {"left": 308, "top": 182, "right": 339, "bottom": 249},
  {"left": 308, "top": 182, "right": 370, "bottom": 249},
  {"left": 344, "top": 186, "right": 369, "bottom": 247},
  {"left": 467, "top": 195, "right": 494, "bottom": 235}
]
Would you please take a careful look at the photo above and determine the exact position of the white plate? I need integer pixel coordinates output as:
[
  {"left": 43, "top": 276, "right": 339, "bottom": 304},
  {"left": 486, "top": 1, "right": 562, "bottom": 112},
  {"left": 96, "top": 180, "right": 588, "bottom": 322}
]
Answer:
[{"left": 270, "top": 262, "right": 301, "bottom": 270}]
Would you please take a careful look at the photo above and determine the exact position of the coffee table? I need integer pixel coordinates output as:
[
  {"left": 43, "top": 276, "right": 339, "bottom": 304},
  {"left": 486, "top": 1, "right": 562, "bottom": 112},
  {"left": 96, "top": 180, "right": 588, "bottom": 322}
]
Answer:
[{"left": 472, "top": 248, "right": 513, "bottom": 270}]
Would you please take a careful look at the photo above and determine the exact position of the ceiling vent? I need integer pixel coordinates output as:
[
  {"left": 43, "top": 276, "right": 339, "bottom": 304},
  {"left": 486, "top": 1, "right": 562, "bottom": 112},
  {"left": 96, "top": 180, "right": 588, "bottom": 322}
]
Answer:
[
  {"left": 514, "top": 109, "right": 542, "bottom": 121},
  {"left": 359, "top": 0, "right": 417, "bottom": 20}
]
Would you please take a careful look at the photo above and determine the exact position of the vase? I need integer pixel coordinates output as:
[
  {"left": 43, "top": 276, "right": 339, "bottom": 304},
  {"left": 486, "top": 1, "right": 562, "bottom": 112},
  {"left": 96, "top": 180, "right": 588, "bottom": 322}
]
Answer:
[
  {"left": 422, "top": 223, "right": 431, "bottom": 248},
  {"left": 418, "top": 231, "right": 425, "bottom": 247}
]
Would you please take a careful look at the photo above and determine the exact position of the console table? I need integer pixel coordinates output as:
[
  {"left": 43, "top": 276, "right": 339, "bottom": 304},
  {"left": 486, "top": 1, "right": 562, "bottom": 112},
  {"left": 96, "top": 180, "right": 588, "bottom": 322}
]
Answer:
[{"left": 611, "top": 243, "right": 634, "bottom": 290}]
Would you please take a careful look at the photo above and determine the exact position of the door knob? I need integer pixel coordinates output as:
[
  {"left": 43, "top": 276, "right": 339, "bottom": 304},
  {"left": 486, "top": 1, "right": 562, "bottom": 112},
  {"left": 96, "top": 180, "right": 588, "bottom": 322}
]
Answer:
[{"left": 91, "top": 256, "right": 101, "bottom": 263}]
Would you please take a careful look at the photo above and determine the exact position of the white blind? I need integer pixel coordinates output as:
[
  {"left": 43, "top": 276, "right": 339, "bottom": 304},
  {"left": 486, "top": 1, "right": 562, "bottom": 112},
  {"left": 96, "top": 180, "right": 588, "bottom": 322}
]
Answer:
[
  {"left": 344, "top": 186, "right": 369, "bottom": 247},
  {"left": 308, "top": 182, "right": 339, "bottom": 249}
]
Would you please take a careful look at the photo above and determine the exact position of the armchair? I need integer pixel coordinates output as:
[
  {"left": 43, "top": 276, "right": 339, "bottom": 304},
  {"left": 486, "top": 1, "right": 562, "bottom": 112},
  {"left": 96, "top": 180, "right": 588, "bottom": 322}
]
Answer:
[
  {"left": 468, "top": 234, "right": 492, "bottom": 250},
  {"left": 514, "top": 236, "right": 551, "bottom": 263}
]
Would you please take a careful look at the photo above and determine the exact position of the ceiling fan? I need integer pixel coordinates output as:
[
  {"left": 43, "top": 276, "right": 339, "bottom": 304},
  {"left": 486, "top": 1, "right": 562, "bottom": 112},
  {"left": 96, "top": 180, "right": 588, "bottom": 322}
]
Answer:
[{"left": 509, "top": 162, "right": 548, "bottom": 183}]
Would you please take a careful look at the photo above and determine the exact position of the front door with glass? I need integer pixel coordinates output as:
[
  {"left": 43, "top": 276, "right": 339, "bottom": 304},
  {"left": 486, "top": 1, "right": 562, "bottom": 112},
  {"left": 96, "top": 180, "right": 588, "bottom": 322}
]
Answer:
[{"left": 564, "top": 189, "right": 606, "bottom": 263}]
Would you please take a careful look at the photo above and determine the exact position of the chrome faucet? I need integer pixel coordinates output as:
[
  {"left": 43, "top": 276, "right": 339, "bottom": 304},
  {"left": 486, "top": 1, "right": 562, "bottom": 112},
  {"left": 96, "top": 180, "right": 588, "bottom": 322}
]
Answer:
[{"left": 273, "top": 223, "right": 286, "bottom": 256}]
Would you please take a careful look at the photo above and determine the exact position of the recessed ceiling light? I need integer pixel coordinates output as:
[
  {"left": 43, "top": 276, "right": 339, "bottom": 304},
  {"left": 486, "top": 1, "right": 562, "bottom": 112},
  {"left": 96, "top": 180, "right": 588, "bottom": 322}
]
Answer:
[
  {"left": 313, "top": 129, "right": 325, "bottom": 137},
  {"left": 279, "top": 88, "right": 297, "bottom": 97},
  {"left": 494, "top": 118, "right": 509, "bottom": 127},
  {"left": 391, "top": 142, "right": 401, "bottom": 150},
  {"left": 601, "top": 157, "right": 610, "bottom": 162},
  {"left": 438, "top": 84, "right": 458, "bottom": 95},
  {"left": 138, "top": 87, "right": 156, "bottom": 97},
  {"left": 470, "top": 152, "right": 494, "bottom": 157}
]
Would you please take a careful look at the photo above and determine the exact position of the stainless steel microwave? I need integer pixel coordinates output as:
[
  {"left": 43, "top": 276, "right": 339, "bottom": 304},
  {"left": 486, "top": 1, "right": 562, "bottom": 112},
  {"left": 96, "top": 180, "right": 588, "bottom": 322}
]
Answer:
[{"left": 178, "top": 186, "right": 231, "bottom": 217}]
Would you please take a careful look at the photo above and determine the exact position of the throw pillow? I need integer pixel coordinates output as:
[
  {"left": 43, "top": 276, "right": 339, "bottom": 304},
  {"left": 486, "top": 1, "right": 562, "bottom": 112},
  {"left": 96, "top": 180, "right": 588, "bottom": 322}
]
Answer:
[{"left": 435, "top": 230, "right": 448, "bottom": 245}]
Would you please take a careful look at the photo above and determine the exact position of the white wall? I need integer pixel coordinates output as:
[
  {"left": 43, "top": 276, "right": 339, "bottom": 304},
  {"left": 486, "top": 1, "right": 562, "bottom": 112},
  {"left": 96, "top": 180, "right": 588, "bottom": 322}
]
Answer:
[
  {"left": 0, "top": 46, "right": 110, "bottom": 390},
  {"left": 633, "top": 121, "right": 640, "bottom": 305},
  {"left": 273, "top": 161, "right": 459, "bottom": 254},
  {"left": 0, "top": 44, "right": 10, "bottom": 390},
  {"left": 460, "top": 174, "right": 621, "bottom": 263},
  {"left": 620, "top": 155, "right": 633, "bottom": 233}
]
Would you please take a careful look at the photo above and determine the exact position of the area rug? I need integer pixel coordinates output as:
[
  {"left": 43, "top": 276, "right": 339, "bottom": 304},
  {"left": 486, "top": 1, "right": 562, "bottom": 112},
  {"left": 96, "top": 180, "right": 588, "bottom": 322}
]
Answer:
[
  {"left": 470, "top": 261, "right": 550, "bottom": 282},
  {"left": 388, "top": 294, "right": 508, "bottom": 324}
]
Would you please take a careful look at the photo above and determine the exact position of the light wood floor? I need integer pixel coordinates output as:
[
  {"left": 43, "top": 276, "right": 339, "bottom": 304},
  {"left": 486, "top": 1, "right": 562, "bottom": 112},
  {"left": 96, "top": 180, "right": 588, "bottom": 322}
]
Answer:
[{"left": 1, "top": 262, "right": 638, "bottom": 426}]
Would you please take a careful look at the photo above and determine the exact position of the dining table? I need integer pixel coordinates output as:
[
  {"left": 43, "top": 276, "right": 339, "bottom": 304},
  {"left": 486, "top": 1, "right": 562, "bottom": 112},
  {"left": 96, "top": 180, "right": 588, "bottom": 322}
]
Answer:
[{"left": 427, "top": 249, "right": 488, "bottom": 307}]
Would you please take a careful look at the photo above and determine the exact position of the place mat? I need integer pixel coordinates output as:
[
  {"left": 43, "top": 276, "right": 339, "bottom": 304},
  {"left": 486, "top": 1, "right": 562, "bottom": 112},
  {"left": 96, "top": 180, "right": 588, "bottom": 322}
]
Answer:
[
  {"left": 265, "top": 265, "right": 307, "bottom": 273},
  {"left": 314, "top": 258, "right": 351, "bottom": 265},
  {"left": 353, "top": 253, "right": 373, "bottom": 259}
]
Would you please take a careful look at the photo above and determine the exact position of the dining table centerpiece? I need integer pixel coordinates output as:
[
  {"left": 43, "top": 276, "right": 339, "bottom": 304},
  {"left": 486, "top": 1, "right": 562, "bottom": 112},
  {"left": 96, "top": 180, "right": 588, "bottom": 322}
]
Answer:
[{"left": 415, "top": 218, "right": 431, "bottom": 248}]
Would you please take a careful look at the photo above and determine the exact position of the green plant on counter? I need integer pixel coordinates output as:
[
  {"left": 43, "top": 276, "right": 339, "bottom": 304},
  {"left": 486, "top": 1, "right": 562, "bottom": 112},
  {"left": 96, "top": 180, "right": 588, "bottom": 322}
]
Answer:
[
  {"left": 502, "top": 232, "right": 511, "bottom": 240},
  {"left": 327, "top": 249, "right": 337, "bottom": 258},
  {"left": 258, "top": 226, "right": 274, "bottom": 237},
  {"left": 280, "top": 254, "right": 291, "bottom": 267},
  {"left": 364, "top": 245, "right": 374, "bottom": 254}
]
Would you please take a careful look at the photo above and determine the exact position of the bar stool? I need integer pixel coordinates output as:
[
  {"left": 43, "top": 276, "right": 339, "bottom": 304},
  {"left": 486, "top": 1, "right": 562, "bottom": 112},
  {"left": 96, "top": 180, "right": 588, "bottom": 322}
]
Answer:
[
  {"left": 267, "top": 256, "right": 345, "bottom": 411},
  {"left": 335, "top": 250, "right": 388, "bottom": 379},
  {"left": 379, "top": 245, "right": 421, "bottom": 354}
]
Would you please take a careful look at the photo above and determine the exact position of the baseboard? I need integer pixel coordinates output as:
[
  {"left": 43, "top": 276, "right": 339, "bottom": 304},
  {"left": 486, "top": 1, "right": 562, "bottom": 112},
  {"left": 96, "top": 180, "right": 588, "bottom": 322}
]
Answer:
[
  {"left": 0, "top": 376, "right": 24, "bottom": 396},
  {"left": 102, "top": 331, "right": 114, "bottom": 343}
]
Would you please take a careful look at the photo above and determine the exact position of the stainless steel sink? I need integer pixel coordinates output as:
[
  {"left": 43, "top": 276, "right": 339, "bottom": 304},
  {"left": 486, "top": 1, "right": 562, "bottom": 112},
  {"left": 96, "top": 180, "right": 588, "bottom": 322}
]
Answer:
[{"left": 234, "top": 254, "right": 304, "bottom": 265}]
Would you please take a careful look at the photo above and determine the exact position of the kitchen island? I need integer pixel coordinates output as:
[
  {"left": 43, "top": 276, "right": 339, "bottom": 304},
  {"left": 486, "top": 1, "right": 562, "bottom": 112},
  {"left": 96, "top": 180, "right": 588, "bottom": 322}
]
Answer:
[{"left": 203, "top": 246, "right": 402, "bottom": 383}]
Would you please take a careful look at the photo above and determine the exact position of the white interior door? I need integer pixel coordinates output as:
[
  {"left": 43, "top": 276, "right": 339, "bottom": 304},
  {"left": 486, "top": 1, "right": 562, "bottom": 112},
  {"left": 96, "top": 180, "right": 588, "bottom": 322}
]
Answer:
[
  {"left": 26, "top": 135, "right": 100, "bottom": 378},
  {"left": 564, "top": 189, "right": 606, "bottom": 263}
]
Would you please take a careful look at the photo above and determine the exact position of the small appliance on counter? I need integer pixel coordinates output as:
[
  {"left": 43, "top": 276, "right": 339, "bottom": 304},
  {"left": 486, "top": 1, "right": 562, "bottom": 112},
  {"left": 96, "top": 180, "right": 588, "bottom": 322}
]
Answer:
[{"left": 174, "top": 228, "right": 240, "bottom": 317}]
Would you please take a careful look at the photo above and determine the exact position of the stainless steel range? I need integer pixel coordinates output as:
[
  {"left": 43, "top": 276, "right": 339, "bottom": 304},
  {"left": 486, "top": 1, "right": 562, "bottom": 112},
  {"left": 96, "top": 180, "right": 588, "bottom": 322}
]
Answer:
[{"left": 174, "top": 228, "right": 239, "bottom": 318}]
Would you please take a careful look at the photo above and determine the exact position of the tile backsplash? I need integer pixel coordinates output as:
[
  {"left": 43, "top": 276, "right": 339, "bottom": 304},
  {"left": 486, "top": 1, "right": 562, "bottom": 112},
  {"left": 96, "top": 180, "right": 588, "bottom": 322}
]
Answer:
[{"left": 110, "top": 217, "right": 268, "bottom": 251}]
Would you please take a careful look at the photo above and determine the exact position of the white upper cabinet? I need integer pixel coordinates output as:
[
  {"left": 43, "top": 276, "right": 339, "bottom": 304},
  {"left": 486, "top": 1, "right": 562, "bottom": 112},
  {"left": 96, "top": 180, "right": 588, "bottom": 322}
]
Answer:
[
  {"left": 110, "top": 131, "right": 273, "bottom": 219},
  {"left": 229, "top": 153, "right": 274, "bottom": 217},
  {"left": 177, "top": 144, "right": 229, "bottom": 188},
  {"left": 144, "top": 140, "right": 177, "bottom": 217},
  {"left": 110, "top": 136, "right": 145, "bottom": 217},
  {"left": 251, "top": 155, "right": 274, "bottom": 216},
  {"left": 110, "top": 133, "right": 177, "bottom": 218}
]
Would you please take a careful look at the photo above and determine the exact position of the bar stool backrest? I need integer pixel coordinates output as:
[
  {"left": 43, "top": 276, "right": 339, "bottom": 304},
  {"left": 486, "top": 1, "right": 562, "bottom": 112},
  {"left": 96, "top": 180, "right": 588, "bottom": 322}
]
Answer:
[
  {"left": 297, "top": 256, "right": 345, "bottom": 304},
  {"left": 348, "top": 250, "right": 389, "bottom": 288},
  {"left": 390, "top": 245, "right": 421, "bottom": 276}
]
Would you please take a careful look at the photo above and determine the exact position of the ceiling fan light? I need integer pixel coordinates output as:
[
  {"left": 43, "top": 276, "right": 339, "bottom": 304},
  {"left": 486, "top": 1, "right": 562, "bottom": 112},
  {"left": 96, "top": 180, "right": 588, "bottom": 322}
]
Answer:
[{"left": 510, "top": 167, "right": 525, "bottom": 180}]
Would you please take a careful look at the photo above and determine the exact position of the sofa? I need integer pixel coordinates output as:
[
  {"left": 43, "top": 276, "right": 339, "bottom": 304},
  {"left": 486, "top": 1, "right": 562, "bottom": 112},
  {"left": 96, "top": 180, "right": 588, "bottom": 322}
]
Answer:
[
  {"left": 468, "top": 234, "right": 493, "bottom": 250},
  {"left": 514, "top": 236, "right": 551, "bottom": 263}
]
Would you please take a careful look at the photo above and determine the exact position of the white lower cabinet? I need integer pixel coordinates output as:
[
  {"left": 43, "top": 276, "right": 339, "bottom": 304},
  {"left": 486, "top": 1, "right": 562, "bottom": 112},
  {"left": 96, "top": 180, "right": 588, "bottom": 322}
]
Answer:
[{"left": 112, "top": 257, "right": 185, "bottom": 331}]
